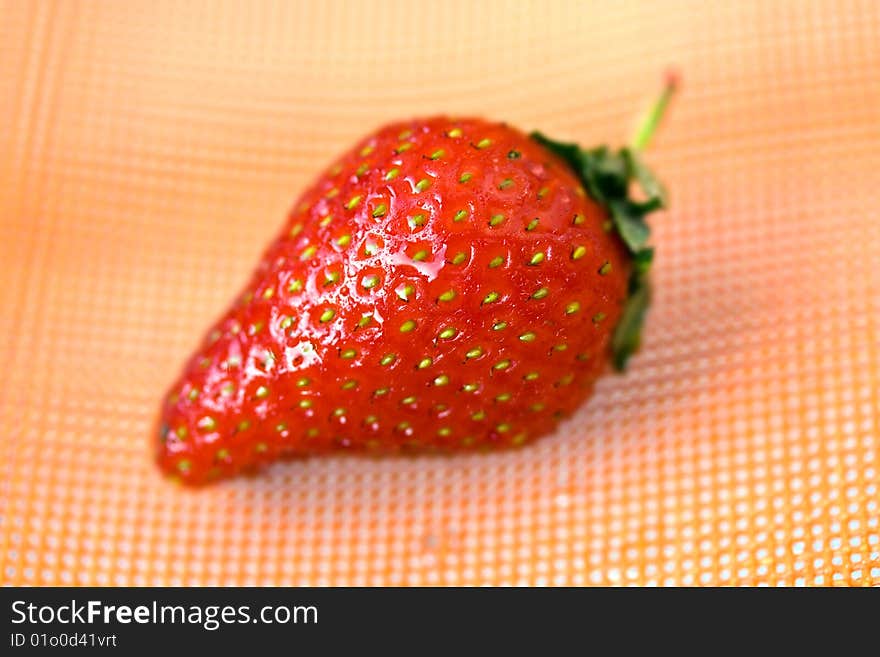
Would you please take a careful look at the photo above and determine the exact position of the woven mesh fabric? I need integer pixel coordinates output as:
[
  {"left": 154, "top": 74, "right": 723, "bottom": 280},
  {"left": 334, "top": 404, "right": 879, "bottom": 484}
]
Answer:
[{"left": 1, "top": 0, "right": 878, "bottom": 587}]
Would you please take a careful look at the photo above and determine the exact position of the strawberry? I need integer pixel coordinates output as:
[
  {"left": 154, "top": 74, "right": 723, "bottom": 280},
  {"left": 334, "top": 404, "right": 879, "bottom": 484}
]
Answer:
[{"left": 157, "top": 79, "right": 675, "bottom": 484}]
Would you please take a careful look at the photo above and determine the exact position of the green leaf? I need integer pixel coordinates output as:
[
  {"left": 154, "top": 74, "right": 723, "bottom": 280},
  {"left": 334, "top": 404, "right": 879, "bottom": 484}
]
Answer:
[
  {"left": 609, "top": 200, "right": 651, "bottom": 252},
  {"left": 611, "top": 276, "right": 651, "bottom": 371},
  {"left": 624, "top": 148, "right": 668, "bottom": 207},
  {"left": 530, "top": 132, "right": 582, "bottom": 172},
  {"left": 530, "top": 130, "right": 667, "bottom": 371},
  {"left": 632, "top": 247, "right": 654, "bottom": 275}
]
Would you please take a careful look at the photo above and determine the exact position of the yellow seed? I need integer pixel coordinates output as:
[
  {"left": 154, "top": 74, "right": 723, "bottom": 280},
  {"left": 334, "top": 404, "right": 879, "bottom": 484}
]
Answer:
[
  {"left": 471, "top": 410, "right": 486, "bottom": 421},
  {"left": 599, "top": 262, "right": 612, "bottom": 275},
  {"left": 198, "top": 416, "right": 216, "bottom": 431},
  {"left": 357, "top": 314, "right": 372, "bottom": 328},
  {"left": 409, "top": 214, "right": 426, "bottom": 229},
  {"left": 412, "top": 249, "right": 428, "bottom": 261},
  {"left": 433, "top": 374, "right": 449, "bottom": 386},
  {"left": 380, "top": 353, "right": 396, "bottom": 366},
  {"left": 362, "top": 274, "right": 380, "bottom": 289},
  {"left": 300, "top": 245, "right": 317, "bottom": 261},
  {"left": 496, "top": 423, "right": 511, "bottom": 433},
  {"left": 418, "top": 357, "right": 433, "bottom": 369},
  {"left": 385, "top": 168, "right": 400, "bottom": 180},
  {"left": 482, "top": 291, "right": 499, "bottom": 304},
  {"left": 400, "top": 319, "right": 417, "bottom": 333},
  {"left": 451, "top": 252, "right": 467, "bottom": 265},
  {"left": 438, "top": 427, "right": 452, "bottom": 437},
  {"left": 572, "top": 246, "right": 587, "bottom": 260},
  {"left": 355, "top": 163, "right": 369, "bottom": 177},
  {"left": 498, "top": 178, "right": 513, "bottom": 190},
  {"left": 289, "top": 223, "right": 303, "bottom": 237},
  {"left": 177, "top": 460, "right": 191, "bottom": 473},
  {"left": 297, "top": 377, "right": 310, "bottom": 387},
  {"left": 557, "top": 374, "right": 574, "bottom": 386},
  {"left": 345, "top": 195, "right": 362, "bottom": 210},
  {"left": 395, "top": 142, "right": 412, "bottom": 153},
  {"left": 512, "top": 433, "right": 528, "bottom": 446},
  {"left": 187, "top": 388, "right": 199, "bottom": 401},
  {"left": 447, "top": 128, "right": 463, "bottom": 138},
  {"left": 530, "top": 403, "right": 545, "bottom": 412},
  {"left": 372, "top": 203, "right": 387, "bottom": 218},
  {"left": 342, "top": 380, "right": 358, "bottom": 390},
  {"left": 476, "top": 138, "right": 492, "bottom": 149},
  {"left": 360, "top": 144, "right": 375, "bottom": 156},
  {"left": 537, "top": 186, "right": 549, "bottom": 199},
  {"left": 462, "top": 383, "right": 479, "bottom": 393},
  {"left": 565, "top": 301, "right": 581, "bottom": 315},
  {"left": 288, "top": 278, "right": 303, "bottom": 293},
  {"left": 320, "top": 308, "right": 335, "bottom": 322},
  {"left": 324, "top": 270, "right": 340, "bottom": 285},
  {"left": 415, "top": 178, "right": 431, "bottom": 192},
  {"left": 573, "top": 214, "right": 585, "bottom": 225},
  {"left": 438, "top": 289, "right": 456, "bottom": 302},
  {"left": 493, "top": 359, "right": 511, "bottom": 371},
  {"left": 364, "top": 241, "right": 379, "bottom": 256},
  {"left": 493, "top": 321, "right": 508, "bottom": 331},
  {"left": 221, "top": 383, "right": 235, "bottom": 396},
  {"left": 401, "top": 396, "right": 417, "bottom": 405},
  {"left": 299, "top": 399, "right": 313, "bottom": 409},
  {"left": 592, "top": 312, "right": 607, "bottom": 324},
  {"left": 237, "top": 420, "right": 251, "bottom": 431},
  {"left": 525, "top": 218, "right": 539, "bottom": 232},
  {"left": 325, "top": 187, "right": 339, "bottom": 199},
  {"left": 466, "top": 347, "right": 484, "bottom": 359},
  {"left": 438, "top": 327, "right": 457, "bottom": 339},
  {"left": 524, "top": 372, "right": 540, "bottom": 381},
  {"left": 488, "top": 256, "right": 504, "bottom": 268},
  {"left": 319, "top": 215, "right": 333, "bottom": 227},
  {"left": 553, "top": 343, "right": 568, "bottom": 352},
  {"left": 397, "top": 284, "right": 415, "bottom": 301},
  {"left": 454, "top": 210, "right": 468, "bottom": 222},
  {"left": 175, "top": 426, "right": 188, "bottom": 438},
  {"left": 459, "top": 172, "right": 473, "bottom": 183},
  {"left": 262, "top": 287, "right": 274, "bottom": 299},
  {"left": 276, "top": 422, "right": 288, "bottom": 432},
  {"left": 531, "top": 287, "right": 549, "bottom": 299},
  {"left": 430, "top": 149, "right": 445, "bottom": 160},
  {"left": 306, "top": 428, "right": 319, "bottom": 437},
  {"left": 340, "top": 348, "right": 357, "bottom": 359},
  {"left": 280, "top": 316, "right": 293, "bottom": 330},
  {"left": 529, "top": 252, "right": 545, "bottom": 265},
  {"left": 255, "top": 386, "right": 269, "bottom": 399},
  {"left": 496, "top": 393, "right": 512, "bottom": 402},
  {"left": 333, "top": 407, "right": 346, "bottom": 417},
  {"left": 398, "top": 129, "right": 413, "bottom": 139},
  {"left": 489, "top": 214, "right": 505, "bottom": 227},
  {"left": 519, "top": 331, "right": 537, "bottom": 342}
]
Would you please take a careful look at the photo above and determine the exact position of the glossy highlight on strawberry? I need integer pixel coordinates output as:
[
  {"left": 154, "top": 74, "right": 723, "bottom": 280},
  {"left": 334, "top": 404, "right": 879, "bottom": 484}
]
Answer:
[{"left": 157, "top": 108, "right": 668, "bottom": 484}]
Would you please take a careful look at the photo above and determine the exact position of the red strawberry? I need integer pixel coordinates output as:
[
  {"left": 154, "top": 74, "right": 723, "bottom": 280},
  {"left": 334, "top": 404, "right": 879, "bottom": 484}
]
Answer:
[{"left": 157, "top": 80, "right": 674, "bottom": 484}]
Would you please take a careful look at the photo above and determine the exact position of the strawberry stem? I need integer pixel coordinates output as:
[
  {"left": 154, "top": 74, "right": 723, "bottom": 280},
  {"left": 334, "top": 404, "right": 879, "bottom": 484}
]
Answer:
[{"left": 630, "top": 71, "right": 678, "bottom": 152}]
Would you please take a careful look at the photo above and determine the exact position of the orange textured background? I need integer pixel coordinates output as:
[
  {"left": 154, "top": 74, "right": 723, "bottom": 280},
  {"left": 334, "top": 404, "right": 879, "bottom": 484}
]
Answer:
[{"left": 1, "top": 0, "right": 878, "bottom": 586}]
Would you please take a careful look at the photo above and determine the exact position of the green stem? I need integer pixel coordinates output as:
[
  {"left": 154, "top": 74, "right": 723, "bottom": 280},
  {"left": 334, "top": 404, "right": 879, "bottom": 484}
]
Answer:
[{"left": 630, "top": 71, "right": 678, "bottom": 152}]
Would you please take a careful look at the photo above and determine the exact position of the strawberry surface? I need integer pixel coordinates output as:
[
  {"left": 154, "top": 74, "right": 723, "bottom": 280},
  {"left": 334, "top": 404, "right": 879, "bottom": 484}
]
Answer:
[{"left": 157, "top": 117, "right": 639, "bottom": 484}]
